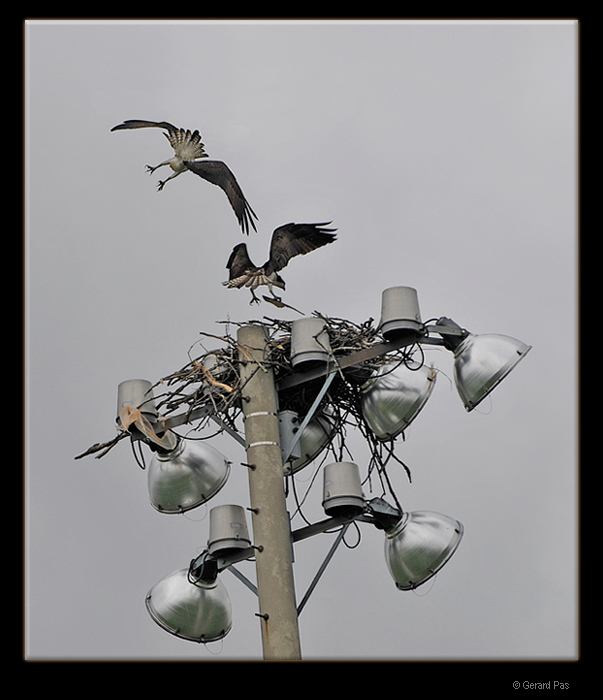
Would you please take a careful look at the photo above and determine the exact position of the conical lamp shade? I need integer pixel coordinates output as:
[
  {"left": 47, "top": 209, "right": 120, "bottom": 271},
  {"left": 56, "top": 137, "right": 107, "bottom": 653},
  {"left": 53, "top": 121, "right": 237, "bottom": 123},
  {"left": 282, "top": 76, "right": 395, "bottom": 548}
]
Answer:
[
  {"left": 360, "top": 362, "right": 436, "bottom": 440},
  {"left": 284, "top": 408, "right": 337, "bottom": 476},
  {"left": 453, "top": 333, "right": 531, "bottom": 411},
  {"left": 147, "top": 438, "right": 230, "bottom": 514},
  {"left": 145, "top": 567, "right": 232, "bottom": 643},
  {"left": 384, "top": 510, "right": 464, "bottom": 590}
]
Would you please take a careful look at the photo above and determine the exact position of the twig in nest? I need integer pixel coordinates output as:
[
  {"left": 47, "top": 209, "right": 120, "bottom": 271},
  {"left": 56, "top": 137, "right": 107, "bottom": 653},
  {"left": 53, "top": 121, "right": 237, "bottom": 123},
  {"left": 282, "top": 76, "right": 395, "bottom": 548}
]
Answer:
[
  {"left": 201, "top": 364, "right": 234, "bottom": 393},
  {"left": 74, "top": 431, "right": 129, "bottom": 460}
]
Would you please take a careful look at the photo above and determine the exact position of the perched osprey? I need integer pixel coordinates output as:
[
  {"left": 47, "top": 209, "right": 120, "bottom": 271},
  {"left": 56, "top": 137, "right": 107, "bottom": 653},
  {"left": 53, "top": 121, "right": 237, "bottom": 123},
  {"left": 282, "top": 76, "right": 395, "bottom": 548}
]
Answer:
[
  {"left": 111, "top": 119, "right": 258, "bottom": 234},
  {"left": 223, "top": 222, "right": 337, "bottom": 304}
]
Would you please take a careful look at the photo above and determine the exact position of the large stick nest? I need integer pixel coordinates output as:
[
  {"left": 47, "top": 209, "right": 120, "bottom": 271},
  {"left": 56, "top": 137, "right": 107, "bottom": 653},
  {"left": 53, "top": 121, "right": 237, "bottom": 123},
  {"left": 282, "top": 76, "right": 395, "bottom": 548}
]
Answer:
[{"left": 75, "top": 313, "right": 426, "bottom": 505}]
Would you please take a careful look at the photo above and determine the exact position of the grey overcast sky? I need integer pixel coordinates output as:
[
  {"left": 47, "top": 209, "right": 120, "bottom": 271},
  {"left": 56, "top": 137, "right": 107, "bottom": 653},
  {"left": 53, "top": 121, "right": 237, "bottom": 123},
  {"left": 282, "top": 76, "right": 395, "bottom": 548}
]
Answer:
[{"left": 25, "top": 19, "right": 578, "bottom": 664}]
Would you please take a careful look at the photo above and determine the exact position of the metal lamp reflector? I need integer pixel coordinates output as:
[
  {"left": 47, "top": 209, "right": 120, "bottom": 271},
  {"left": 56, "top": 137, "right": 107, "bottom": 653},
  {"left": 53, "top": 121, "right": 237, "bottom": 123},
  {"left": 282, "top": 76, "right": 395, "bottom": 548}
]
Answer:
[
  {"left": 360, "top": 362, "right": 436, "bottom": 440},
  {"left": 453, "top": 333, "right": 531, "bottom": 411},
  {"left": 284, "top": 408, "right": 337, "bottom": 476},
  {"left": 384, "top": 510, "right": 464, "bottom": 590},
  {"left": 145, "top": 567, "right": 232, "bottom": 643},
  {"left": 147, "top": 439, "right": 230, "bottom": 514}
]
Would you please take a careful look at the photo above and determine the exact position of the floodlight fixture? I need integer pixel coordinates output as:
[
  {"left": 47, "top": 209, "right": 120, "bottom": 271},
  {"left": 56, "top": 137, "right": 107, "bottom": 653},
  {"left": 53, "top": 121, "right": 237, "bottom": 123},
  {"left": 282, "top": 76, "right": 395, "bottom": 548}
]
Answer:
[
  {"left": 145, "top": 553, "right": 232, "bottom": 643},
  {"left": 383, "top": 510, "right": 464, "bottom": 590},
  {"left": 433, "top": 317, "right": 532, "bottom": 412},
  {"left": 360, "top": 361, "right": 436, "bottom": 440},
  {"left": 147, "top": 438, "right": 231, "bottom": 514},
  {"left": 281, "top": 407, "right": 337, "bottom": 476}
]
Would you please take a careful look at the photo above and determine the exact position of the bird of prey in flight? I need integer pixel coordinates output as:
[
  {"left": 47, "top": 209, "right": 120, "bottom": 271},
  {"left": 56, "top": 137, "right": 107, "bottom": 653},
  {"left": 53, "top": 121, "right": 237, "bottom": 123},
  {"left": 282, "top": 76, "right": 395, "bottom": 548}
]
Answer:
[
  {"left": 111, "top": 119, "right": 258, "bottom": 234},
  {"left": 223, "top": 222, "right": 337, "bottom": 304}
]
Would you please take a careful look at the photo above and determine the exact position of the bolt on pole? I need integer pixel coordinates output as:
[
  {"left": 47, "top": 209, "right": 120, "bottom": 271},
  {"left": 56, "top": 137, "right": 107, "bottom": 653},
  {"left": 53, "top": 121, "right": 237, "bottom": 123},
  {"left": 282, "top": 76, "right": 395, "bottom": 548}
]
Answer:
[{"left": 237, "top": 324, "right": 302, "bottom": 661}]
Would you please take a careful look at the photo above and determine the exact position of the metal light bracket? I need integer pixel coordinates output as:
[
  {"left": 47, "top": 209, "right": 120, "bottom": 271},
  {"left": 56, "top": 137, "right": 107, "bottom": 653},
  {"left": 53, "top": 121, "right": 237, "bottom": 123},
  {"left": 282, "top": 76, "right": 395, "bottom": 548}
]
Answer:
[
  {"left": 281, "top": 372, "right": 336, "bottom": 465},
  {"left": 196, "top": 495, "right": 403, "bottom": 615}
]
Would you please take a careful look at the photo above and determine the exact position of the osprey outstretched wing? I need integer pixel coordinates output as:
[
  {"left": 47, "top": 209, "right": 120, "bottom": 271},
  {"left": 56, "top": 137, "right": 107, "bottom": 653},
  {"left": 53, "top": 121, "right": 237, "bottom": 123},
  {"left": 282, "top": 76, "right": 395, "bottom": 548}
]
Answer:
[
  {"left": 111, "top": 119, "right": 258, "bottom": 234},
  {"left": 224, "top": 222, "right": 337, "bottom": 303}
]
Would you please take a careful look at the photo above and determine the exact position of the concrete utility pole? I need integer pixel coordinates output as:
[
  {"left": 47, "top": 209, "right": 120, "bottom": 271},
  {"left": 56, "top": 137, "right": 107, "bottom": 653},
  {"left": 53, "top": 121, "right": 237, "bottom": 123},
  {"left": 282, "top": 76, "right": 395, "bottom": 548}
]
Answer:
[{"left": 237, "top": 324, "right": 302, "bottom": 661}]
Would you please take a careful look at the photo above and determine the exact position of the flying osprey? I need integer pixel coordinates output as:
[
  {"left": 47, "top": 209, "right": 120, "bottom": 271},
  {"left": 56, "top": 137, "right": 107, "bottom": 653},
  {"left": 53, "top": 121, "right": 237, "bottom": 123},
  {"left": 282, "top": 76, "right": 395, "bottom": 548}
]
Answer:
[
  {"left": 223, "top": 222, "right": 337, "bottom": 304},
  {"left": 111, "top": 119, "right": 258, "bottom": 234}
]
